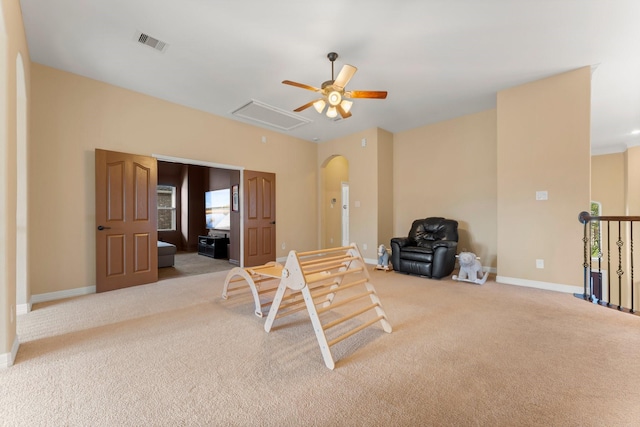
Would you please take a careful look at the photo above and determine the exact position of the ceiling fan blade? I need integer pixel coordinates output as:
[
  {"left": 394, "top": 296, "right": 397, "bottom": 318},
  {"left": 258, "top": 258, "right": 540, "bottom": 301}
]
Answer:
[
  {"left": 346, "top": 90, "right": 388, "bottom": 99},
  {"left": 282, "top": 80, "right": 320, "bottom": 92},
  {"left": 293, "top": 99, "right": 321, "bottom": 112},
  {"left": 337, "top": 104, "right": 352, "bottom": 119},
  {"left": 333, "top": 64, "right": 357, "bottom": 90}
]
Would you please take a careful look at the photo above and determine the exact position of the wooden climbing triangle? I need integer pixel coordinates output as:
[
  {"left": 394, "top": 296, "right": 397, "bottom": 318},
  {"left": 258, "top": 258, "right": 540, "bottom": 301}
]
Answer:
[{"left": 263, "top": 244, "right": 392, "bottom": 369}]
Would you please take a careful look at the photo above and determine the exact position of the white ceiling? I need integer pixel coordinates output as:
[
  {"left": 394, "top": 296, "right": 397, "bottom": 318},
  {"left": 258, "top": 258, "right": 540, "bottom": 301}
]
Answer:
[{"left": 19, "top": 0, "right": 640, "bottom": 153}]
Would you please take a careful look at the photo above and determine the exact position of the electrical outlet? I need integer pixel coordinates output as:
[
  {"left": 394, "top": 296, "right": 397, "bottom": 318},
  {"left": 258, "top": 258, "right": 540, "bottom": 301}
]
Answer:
[
  {"left": 536, "top": 191, "right": 548, "bottom": 201},
  {"left": 536, "top": 259, "right": 544, "bottom": 269},
  {"left": 281, "top": 242, "right": 286, "bottom": 250},
  {"left": 363, "top": 243, "right": 368, "bottom": 250}
]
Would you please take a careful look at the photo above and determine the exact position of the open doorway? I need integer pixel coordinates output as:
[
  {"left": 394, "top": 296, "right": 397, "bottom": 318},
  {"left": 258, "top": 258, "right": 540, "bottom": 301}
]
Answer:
[
  {"left": 341, "top": 181, "right": 349, "bottom": 246},
  {"left": 156, "top": 159, "right": 239, "bottom": 280},
  {"left": 321, "top": 155, "right": 349, "bottom": 248}
]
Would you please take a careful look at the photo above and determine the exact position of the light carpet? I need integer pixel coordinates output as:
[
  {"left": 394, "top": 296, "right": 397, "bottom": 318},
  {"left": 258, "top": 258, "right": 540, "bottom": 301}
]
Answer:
[
  {"left": 2, "top": 270, "right": 640, "bottom": 426},
  {"left": 158, "top": 251, "right": 233, "bottom": 281}
]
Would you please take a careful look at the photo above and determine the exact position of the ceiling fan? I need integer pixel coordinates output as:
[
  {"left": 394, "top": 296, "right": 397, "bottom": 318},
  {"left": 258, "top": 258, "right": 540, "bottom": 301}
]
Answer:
[{"left": 282, "top": 52, "right": 387, "bottom": 119}]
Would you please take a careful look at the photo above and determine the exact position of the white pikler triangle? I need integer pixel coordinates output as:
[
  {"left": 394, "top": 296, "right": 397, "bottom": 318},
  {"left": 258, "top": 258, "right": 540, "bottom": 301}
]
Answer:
[{"left": 263, "top": 244, "right": 392, "bottom": 369}]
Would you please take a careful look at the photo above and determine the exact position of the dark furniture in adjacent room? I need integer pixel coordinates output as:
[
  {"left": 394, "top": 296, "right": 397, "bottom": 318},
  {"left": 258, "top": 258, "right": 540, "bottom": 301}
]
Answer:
[
  {"left": 198, "top": 235, "right": 229, "bottom": 259},
  {"left": 157, "top": 241, "right": 177, "bottom": 268},
  {"left": 390, "top": 217, "right": 459, "bottom": 279}
]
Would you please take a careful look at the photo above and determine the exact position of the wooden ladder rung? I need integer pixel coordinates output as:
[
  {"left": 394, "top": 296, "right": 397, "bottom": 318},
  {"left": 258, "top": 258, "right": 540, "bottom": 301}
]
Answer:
[
  {"left": 274, "top": 302, "right": 309, "bottom": 319},
  {"left": 310, "top": 278, "right": 367, "bottom": 299},
  {"left": 279, "top": 296, "right": 304, "bottom": 308},
  {"left": 227, "top": 276, "right": 250, "bottom": 284},
  {"left": 297, "top": 246, "right": 353, "bottom": 257},
  {"left": 305, "top": 267, "right": 364, "bottom": 284},
  {"left": 300, "top": 253, "right": 350, "bottom": 266},
  {"left": 322, "top": 302, "right": 379, "bottom": 331},
  {"left": 316, "top": 290, "right": 373, "bottom": 315},
  {"left": 303, "top": 261, "right": 351, "bottom": 275},
  {"left": 327, "top": 315, "right": 385, "bottom": 347},
  {"left": 256, "top": 286, "right": 279, "bottom": 296},
  {"left": 273, "top": 291, "right": 307, "bottom": 312},
  {"left": 223, "top": 285, "right": 249, "bottom": 294},
  {"left": 226, "top": 278, "right": 278, "bottom": 295}
]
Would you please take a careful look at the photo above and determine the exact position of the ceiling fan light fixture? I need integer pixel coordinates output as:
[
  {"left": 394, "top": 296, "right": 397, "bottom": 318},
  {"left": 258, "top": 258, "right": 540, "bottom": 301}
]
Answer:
[
  {"left": 340, "top": 100, "right": 353, "bottom": 113},
  {"left": 313, "top": 99, "right": 326, "bottom": 114},
  {"left": 283, "top": 52, "right": 387, "bottom": 120},
  {"left": 327, "top": 90, "right": 342, "bottom": 106}
]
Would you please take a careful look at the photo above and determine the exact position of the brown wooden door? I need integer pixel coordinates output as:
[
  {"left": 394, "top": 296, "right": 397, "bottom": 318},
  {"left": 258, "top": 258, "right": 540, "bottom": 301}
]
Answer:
[
  {"left": 244, "top": 170, "right": 276, "bottom": 267},
  {"left": 95, "top": 149, "right": 158, "bottom": 292}
]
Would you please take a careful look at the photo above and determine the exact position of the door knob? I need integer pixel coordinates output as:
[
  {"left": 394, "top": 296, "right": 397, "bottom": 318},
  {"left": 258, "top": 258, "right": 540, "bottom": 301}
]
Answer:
[{"left": 97, "top": 225, "right": 111, "bottom": 231}]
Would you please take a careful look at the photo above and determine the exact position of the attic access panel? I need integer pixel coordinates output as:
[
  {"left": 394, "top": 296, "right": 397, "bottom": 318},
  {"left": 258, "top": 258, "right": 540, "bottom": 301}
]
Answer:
[{"left": 232, "top": 100, "right": 311, "bottom": 131}]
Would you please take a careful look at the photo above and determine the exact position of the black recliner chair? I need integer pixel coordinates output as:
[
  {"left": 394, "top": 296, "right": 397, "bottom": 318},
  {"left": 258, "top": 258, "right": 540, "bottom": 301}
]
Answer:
[{"left": 390, "top": 217, "right": 459, "bottom": 279}]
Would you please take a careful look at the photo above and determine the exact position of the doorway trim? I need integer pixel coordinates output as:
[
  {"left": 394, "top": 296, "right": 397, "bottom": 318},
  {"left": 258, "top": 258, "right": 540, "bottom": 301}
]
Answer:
[
  {"left": 16, "top": 52, "right": 29, "bottom": 315},
  {"left": 152, "top": 154, "right": 245, "bottom": 266},
  {"left": 341, "top": 181, "right": 349, "bottom": 246}
]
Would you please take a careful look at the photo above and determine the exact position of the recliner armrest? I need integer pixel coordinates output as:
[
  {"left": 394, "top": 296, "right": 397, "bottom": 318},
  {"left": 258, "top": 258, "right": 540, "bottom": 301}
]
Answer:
[
  {"left": 432, "top": 240, "right": 457, "bottom": 249},
  {"left": 390, "top": 237, "right": 413, "bottom": 271},
  {"left": 431, "top": 241, "right": 458, "bottom": 278},
  {"left": 390, "top": 237, "right": 413, "bottom": 248}
]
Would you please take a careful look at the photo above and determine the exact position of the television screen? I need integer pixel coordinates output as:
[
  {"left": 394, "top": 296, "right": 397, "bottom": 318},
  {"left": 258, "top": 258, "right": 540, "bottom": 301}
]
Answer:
[{"left": 205, "top": 189, "right": 230, "bottom": 231}]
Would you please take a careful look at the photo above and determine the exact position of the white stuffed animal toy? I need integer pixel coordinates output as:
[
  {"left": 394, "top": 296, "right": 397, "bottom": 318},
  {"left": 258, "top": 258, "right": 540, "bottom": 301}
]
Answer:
[
  {"left": 376, "top": 244, "right": 391, "bottom": 271},
  {"left": 452, "top": 251, "right": 488, "bottom": 284}
]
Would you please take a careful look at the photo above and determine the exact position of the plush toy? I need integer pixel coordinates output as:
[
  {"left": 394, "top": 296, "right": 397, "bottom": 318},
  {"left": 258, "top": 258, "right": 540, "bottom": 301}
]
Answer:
[
  {"left": 452, "top": 251, "right": 488, "bottom": 284},
  {"left": 376, "top": 244, "right": 391, "bottom": 271}
]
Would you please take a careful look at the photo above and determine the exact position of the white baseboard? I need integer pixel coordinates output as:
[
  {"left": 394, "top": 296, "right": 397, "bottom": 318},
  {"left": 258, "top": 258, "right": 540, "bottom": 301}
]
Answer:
[
  {"left": 0, "top": 335, "right": 20, "bottom": 369},
  {"left": 364, "top": 257, "right": 378, "bottom": 265},
  {"left": 16, "top": 300, "right": 32, "bottom": 315},
  {"left": 496, "top": 276, "right": 582, "bottom": 294},
  {"left": 31, "top": 286, "right": 96, "bottom": 304}
]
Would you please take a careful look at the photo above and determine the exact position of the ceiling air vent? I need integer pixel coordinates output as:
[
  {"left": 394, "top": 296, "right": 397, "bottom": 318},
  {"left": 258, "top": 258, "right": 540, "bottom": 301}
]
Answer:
[
  {"left": 134, "top": 31, "right": 168, "bottom": 53},
  {"left": 231, "top": 100, "right": 312, "bottom": 131}
]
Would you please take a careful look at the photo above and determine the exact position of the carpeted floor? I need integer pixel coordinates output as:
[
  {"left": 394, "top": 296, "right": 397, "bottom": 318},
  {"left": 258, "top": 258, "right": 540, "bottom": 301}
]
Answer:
[
  {"left": 3, "top": 269, "right": 640, "bottom": 426},
  {"left": 158, "top": 251, "right": 233, "bottom": 280}
]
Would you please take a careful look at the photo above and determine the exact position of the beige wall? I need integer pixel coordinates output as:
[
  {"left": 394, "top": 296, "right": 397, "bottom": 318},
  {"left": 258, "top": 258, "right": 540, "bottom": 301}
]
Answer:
[
  {"left": 590, "top": 152, "right": 628, "bottom": 305},
  {"left": 497, "top": 67, "right": 591, "bottom": 287},
  {"left": 624, "top": 148, "right": 640, "bottom": 308},
  {"left": 592, "top": 153, "right": 624, "bottom": 216},
  {"left": 317, "top": 128, "right": 383, "bottom": 260},
  {"left": 29, "top": 63, "right": 318, "bottom": 296},
  {"left": 393, "top": 109, "right": 498, "bottom": 266},
  {"left": 1, "top": 0, "right": 31, "bottom": 362},
  {"left": 625, "top": 147, "right": 640, "bottom": 215},
  {"left": 377, "top": 128, "right": 394, "bottom": 249}
]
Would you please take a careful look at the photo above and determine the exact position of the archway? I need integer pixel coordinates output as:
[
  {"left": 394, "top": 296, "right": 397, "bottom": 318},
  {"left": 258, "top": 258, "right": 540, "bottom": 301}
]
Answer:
[
  {"left": 320, "top": 155, "right": 349, "bottom": 248},
  {"left": 0, "top": 0, "right": 16, "bottom": 368},
  {"left": 16, "top": 53, "right": 29, "bottom": 314}
]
